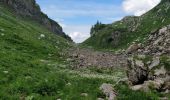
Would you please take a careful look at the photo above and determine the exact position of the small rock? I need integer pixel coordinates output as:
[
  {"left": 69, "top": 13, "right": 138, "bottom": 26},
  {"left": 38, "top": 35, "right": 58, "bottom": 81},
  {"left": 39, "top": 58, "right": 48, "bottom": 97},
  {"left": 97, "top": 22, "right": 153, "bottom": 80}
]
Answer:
[
  {"left": 164, "top": 89, "right": 169, "bottom": 93},
  {"left": 66, "top": 58, "right": 73, "bottom": 62},
  {"left": 66, "top": 82, "right": 71, "bottom": 86},
  {"left": 159, "top": 27, "right": 167, "bottom": 34},
  {"left": 97, "top": 98, "right": 104, "bottom": 100},
  {"left": 81, "top": 93, "right": 88, "bottom": 97},
  {"left": 40, "top": 34, "right": 45, "bottom": 38},
  {"left": 135, "top": 60, "right": 144, "bottom": 67},
  {"left": 149, "top": 57, "right": 160, "bottom": 69},
  {"left": 1, "top": 33, "right": 4, "bottom": 36},
  {"left": 154, "top": 66, "right": 166, "bottom": 76},
  {"left": 100, "top": 83, "right": 117, "bottom": 100},
  {"left": 126, "top": 43, "right": 140, "bottom": 54},
  {"left": 131, "top": 85, "right": 143, "bottom": 91},
  {"left": 3, "top": 71, "right": 8, "bottom": 74},
  {"left": 38, "top": 34, "right": 45, "bottom": 39}
]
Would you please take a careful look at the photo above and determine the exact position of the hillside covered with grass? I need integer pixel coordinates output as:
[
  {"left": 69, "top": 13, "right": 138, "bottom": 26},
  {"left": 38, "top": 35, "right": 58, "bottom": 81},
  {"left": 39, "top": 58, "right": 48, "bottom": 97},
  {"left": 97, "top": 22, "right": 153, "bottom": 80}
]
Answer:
[
  {"left": 82, "top": 0, "right": 170, "bottom": 51},
  {"left": 0, "top": 0, "right": 169, "bottom": 99},
  {"left": 0, "top": 2, "right": 125, "bottom": 100}
]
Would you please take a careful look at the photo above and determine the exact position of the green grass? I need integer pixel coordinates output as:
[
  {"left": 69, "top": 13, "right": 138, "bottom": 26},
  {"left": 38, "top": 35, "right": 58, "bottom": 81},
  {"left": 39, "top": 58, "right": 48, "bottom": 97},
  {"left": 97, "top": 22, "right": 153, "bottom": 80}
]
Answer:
[
  {"left": 0, "top": 4, "right": 120, "bottom": 100},
  {"left": 160, "top": 56, "right": 170, "bottom": 71},
  {"left": 115, "top": 84, "right": 160, "bottom": 100},
  {"left": 82, "top": 0, "right": 170, "bottom": 51},
  {"left": 0, "top": 2, "right": 168, "bottom": 100}
]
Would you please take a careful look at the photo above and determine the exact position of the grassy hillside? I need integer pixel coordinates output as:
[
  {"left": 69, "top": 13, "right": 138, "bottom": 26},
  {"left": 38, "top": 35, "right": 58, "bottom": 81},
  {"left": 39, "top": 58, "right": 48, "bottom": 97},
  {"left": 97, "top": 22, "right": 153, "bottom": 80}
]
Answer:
[
  {"left": 82, "top": 0, "right": 170, "bottom": 51},
  {"left": 0, "top": 3, "right": 119, "bottom": 100},
  {"left": 0, "top": 2, "right": 166, "bottom": 100}
]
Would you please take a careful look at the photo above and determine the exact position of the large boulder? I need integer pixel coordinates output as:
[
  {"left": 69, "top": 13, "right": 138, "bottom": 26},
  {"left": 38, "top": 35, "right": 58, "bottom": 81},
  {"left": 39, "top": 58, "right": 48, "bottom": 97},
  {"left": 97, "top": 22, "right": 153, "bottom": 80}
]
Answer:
[
  {"left": 128, "top": 55, "right": 170, "bottom": 93},
  {"left": 100, "top": 83, "right": 117, "bottom": 100},
  {"left": 126, "top": 43, "right": 141, "bottom": 54},
  {"left": 131, "top": 79, "right": 165, "bottom": 92},
  {"left": 127, "top": 58, "right": 148, "bottom": 85}
]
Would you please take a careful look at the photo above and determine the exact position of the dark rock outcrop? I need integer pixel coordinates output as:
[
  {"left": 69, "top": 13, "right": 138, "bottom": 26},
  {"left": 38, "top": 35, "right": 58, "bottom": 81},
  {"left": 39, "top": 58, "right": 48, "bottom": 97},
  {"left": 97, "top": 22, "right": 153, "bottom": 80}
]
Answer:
[
  {"left": 0, "top": 0, "right": 72, "bottom": 41},
  {"left": 127, "top": 58, "right": 149, "bottom": 85}
]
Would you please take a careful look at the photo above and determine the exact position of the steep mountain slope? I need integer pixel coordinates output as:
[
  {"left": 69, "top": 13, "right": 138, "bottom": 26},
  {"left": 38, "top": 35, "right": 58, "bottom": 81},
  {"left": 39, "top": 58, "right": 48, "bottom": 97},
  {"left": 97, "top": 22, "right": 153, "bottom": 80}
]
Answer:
[
  {"left": 0, "top": 0, "right": 72, "bottom": 41},
  {"left": 82, "top": 0, "right": 170, "bottom": 50}
]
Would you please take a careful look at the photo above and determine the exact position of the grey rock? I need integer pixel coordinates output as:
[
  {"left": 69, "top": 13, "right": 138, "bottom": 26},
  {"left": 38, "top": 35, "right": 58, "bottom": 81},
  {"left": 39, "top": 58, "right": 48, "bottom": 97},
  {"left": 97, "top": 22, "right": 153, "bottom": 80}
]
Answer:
[
  {"left": 154, "top": 66, "right": 166, "bottom": 77},
  {"left": 100, "top": 83, "right": 117, "bottom": 100},
  {"left": 131, "top": 85, "right": 143, "bottom": 91},
  {"left": 135, "top": 60, "right": 144, "bottom": 67},
  {"left": 97, "top": 98, "right": 105, "bottom": 100},
  {"left": 126, "top": 43, "right": 140, "bottom": 54},
  {"left": 149, "top": 57, "right": 160, "bottom": 69},
  {"left": 81, "top": 93, "right": 88, "bottom": 97},
  {"left": 127, "top": 58, "right": 148, "bottom": 85}
]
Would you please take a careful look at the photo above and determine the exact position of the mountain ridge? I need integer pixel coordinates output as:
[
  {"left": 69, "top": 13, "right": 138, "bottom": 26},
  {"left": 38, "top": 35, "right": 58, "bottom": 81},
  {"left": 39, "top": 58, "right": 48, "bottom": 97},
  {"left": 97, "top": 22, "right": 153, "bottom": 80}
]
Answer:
[
  {"left": 0, "top": 0, "right": 72, "bottom": 41},
  {"left": 82, "top": 0, "right": 170, "bottom": 50}
]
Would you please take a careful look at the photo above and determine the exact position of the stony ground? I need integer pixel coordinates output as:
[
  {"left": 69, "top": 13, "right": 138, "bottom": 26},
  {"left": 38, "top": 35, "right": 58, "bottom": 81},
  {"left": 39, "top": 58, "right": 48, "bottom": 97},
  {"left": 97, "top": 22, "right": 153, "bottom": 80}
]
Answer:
[{"left": 68, "top": 48, "right": 128, "bottom": 69}]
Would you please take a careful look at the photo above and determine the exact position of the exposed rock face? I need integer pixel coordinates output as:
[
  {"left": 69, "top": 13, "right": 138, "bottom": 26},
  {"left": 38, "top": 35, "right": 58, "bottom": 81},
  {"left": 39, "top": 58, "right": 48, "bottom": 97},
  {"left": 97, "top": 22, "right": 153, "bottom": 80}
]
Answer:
[
  {"left": 126, "top": 24, "right": 170, "bottom": 92},
  {"left": 127, "top": 58, "right": 148, "bottom": 85},
  {"left": 127, "top": 55, "right": 170, "bottom": 93},
  {"left": 121, "top": 16, "right": 141, "bottom": 32},
  {"left": 136, "top": 25, "right": 170, "bottom": 56},
  {"left": 0, "top": 0, "right": 71, "bottom": 40}
]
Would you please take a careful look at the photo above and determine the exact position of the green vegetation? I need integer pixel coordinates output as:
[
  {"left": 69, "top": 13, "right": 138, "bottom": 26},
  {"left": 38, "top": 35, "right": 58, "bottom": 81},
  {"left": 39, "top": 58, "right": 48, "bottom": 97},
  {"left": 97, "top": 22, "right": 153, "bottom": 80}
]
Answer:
[
  {"left": 82, "top": 0, "right": 170, "bottom": 51},
  {"left": 115, "top": 85, "right": 160, "bottom": 100},
  {"left": 0, "top": 1, "right": 168, "bottom": 100},
  {"left": 160, "top": 56, "right": 170, "bottom": 71},
  {"left": 0, "top": 3, "right": 120, "bottom": 100}
]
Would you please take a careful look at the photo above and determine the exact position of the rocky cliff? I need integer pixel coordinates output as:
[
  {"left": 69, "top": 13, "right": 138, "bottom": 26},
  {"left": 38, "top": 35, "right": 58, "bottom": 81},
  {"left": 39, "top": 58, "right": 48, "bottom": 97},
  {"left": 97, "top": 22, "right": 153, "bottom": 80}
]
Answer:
[
  {"left": 126, "top": 24, "right": 170, "bottom": 94},
  {"left": 0, "top": 0, "right": 72, "bottom": 41}
]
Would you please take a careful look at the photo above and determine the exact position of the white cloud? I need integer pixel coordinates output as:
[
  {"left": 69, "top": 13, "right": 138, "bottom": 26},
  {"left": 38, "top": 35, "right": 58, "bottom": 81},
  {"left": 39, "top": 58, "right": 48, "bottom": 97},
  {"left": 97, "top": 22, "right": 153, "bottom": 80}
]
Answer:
[
  {"left": 63, "top": 25, "right": 91, "bottom": 43},
  {"left": 122, "top": 0, "right": 161, "bottom": 16},
  {"left": 69, "top": 32, "right": 90, "bottom": 43}
]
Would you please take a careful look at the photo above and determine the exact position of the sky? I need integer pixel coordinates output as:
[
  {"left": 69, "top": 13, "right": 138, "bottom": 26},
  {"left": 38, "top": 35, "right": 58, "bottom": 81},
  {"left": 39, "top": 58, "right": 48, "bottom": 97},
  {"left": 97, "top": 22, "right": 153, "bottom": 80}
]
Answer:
[{"left": 36, "top": 0, "right": 161, "bottom": 43}]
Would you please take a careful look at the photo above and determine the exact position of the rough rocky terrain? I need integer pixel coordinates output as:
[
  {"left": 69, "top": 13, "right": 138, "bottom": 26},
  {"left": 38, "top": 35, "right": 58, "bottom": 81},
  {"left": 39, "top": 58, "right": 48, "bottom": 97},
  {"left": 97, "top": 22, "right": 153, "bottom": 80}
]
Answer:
[
  {"left": 126, "top": 24, "right": 170, "bottom": 56},
  {"left": 68, "top": 48, "right": 128, "bottom": 69},
  {"left": 126, "top": 24, "right": 170, "bottom": 95}
]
